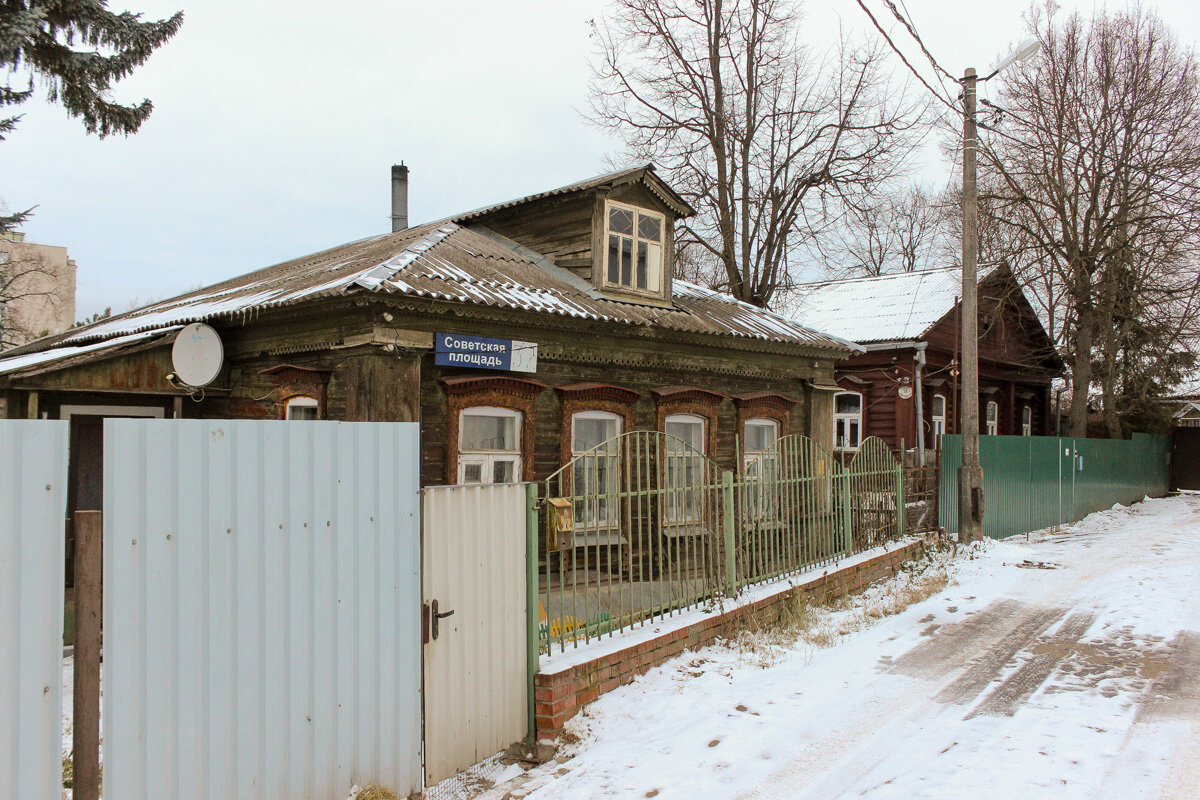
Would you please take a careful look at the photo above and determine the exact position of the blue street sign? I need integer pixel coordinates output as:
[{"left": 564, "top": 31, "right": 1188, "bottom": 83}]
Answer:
[{"left": 435, "top": 333, "right": 538, "bottom": 373}]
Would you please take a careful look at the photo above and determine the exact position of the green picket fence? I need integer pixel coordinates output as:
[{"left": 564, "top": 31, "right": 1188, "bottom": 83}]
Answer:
[
  {"left": 939, "top": 433, "right": 1170, "bottom": 538},
  {"left": 536, "top": 433, "right": 905, "bottom": 655}
]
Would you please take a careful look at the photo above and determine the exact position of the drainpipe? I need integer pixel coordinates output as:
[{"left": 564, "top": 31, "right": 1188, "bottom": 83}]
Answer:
[{"left": 914, "top": 344, "right": 927, "bottom": 466}]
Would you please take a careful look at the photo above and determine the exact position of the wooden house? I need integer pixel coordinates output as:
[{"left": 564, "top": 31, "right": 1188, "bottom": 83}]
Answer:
[
  {"left": 0, "top": 165, "right": 855, "bottom": 544},
  {"left": 788, "top": 266, "right": 1061, "bottom": 461}
]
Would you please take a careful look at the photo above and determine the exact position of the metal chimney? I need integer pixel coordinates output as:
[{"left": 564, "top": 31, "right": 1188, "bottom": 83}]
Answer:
[{"left": 390, "top": 163, "right": 409, "bottom": 232}]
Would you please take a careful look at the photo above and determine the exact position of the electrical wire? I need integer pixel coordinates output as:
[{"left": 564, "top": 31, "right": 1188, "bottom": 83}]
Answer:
[{"left": 853, "top": 0, "right": 962, "bottom": 119}]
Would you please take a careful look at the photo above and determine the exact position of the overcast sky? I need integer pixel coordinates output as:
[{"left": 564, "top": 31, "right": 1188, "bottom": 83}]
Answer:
[{"left": 4, "top": 0, "right": 1200, "bottom": 320}]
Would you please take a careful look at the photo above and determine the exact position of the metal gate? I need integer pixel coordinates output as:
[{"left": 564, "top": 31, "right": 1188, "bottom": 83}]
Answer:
[
  {"left": 0, "top": 421, "right": 69, "bottom": 800},
  {"left": 102, "top": 420, "right": 423, "bottom": 800},
  {"left": 422, "top": 483, "right": 529, "bottom": 785}
]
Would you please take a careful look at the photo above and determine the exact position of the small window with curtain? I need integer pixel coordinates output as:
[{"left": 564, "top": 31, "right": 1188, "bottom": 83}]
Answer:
[
  {"left": 458, "top": 407, "right": 522, "bottom": 484},
  {"left": 285, "top": 396, "right": 319, "bottom": 420},
  {"left": 986, "top": 401, "right": 999, "bottom": 435},
  {"left": 931, "top": 394, "right": 946, "bottom": 448},
  {"left": 1022, "top": 405, "right": 1033, "bottom": 436},
  {"left": 604, "top": 201, "right": 665, "bottom": 296},
  {"left": 833, "top": 392, "right": 863, "bottom": 450},
  {"left": 571, "top": 411, "right": 622, "bottom": 528}
]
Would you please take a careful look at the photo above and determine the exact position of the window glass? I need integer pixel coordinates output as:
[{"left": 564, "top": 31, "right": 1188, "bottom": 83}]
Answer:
[
  {"left": 664, "top": 414, "right": 706, "bottom": 526},
  {"left": 605, "top": 201, "right": 666, "bottom": 295},
  {"left": 835, "top": 393, "right": 862, "bottom": 415},
  {"left": 459, "top": 407, "right": 521, "bottom": 484},
  {"left": 986, "top": 401, "right": 999, "bottom": 435},
  {"left": 571, "top": 412, "right": 623, "bottom": 528},
  {"left": 608, "top": 206, "right": 634, "bottom": 235},
  {"left": 1022, "top": 405, "right": 1033, "bottom": 436},
  {"left": 931, "top": 393, "right": 947, "bottom": 448},
  {"left": 744, "top": 419, "right": 778, "bottom": 454},
  {"left": 461, "top": 412, "right": 517, "bottom": 451},
  {"left": 286, "top": 396, "right": 319, "bottom": 421},
  {"left": 666, "top": 416, "right": 705, "bottom": 451},
  {"left": 833, "top": 392, "right": 863, "bottom": 450}
]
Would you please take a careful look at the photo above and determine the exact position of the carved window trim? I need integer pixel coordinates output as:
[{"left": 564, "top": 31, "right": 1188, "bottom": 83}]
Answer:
[
  {"left": 442, "top": 375, "right": 544, "bottom": 484},
  {"left": 653, "top": 386, "right": 723, "bottom": 458},
  {"left": 259, "top": 364, "right": 331, "bottom": 420}
]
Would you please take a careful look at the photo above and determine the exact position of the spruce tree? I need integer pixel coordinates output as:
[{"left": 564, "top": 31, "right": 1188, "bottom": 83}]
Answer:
[{"left": 1, "top": 1, "right": 183, "bottom": 230}]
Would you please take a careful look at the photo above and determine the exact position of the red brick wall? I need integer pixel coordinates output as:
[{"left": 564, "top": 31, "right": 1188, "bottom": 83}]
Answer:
[{"left": 534, "top": 540, "right": 927, "bottom": 740}]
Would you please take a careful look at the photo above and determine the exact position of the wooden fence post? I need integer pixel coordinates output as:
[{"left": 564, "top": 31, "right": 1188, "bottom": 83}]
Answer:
[
  {"left": 722, "top": 471, "right": 737, "bottom": 595},
  {"left": 73, "top": 510, "right": 102, "bottom": 800}
]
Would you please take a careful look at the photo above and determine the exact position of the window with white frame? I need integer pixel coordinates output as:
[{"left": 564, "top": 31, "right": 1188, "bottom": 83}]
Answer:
[
  {"left": 833, "top": 392, "right": 863, "bottom": 450},
  {"left": 743, "top": 418, "right": 778, "bottom": 473},
  {"left": 930, "top": 394, "right": 947, "bottom": 448},
  {"left": 571, "top": 411, "right": 622, "bottom": 528},
  {"left": 604, "top": 201, "right": 665, "bottom": 295},
  {"left": 664, "top": 414, "right": 706, "bottom": 525},
  {"left": 986, "top": 401, "right": 999, "bottom": 435},
  {"left": 743, "top": 417, "right": 779, "bottom": 518},
  {"left": 285, "top": 395, "right": 319, "bottom": 420},
  {"left": 458, "top": 407, "right": 521, "bottom": 484},
  {"left": 1022, "top": 405, "right": 1033, "bottom": 436}
]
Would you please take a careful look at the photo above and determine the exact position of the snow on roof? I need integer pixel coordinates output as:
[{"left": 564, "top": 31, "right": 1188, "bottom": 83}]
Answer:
[
  {"left": 0, "top": 328, "right": 180, "bottom": 376},
  {"left": 787, "top": 268, "right": 964, "bottom": 344},
  {"left": 3, "top": 219, "right": 851, "bottom": 367}
]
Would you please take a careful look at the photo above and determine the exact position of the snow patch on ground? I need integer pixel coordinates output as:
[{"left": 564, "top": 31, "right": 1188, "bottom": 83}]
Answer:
[{"left": 512, "top": 495, "right": 1200, "bottom": 800}]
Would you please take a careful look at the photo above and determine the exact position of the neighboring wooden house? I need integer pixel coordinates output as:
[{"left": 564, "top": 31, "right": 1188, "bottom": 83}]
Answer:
[
  {"left": 0, "top": 165, "right": 854, "bottom": 542},
  {"left": 789, "top": 266, "right": 1061, "bottom": 460}
]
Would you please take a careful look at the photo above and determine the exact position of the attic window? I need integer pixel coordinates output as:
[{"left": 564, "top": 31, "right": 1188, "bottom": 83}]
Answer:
[{"left": 604, "top": 201, "right": 664, "bottom": 295}]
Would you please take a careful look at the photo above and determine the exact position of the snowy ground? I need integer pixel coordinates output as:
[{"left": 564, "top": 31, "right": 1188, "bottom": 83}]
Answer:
[{"left": 502, "top": 494, "right": 1200, "bottom": 800}]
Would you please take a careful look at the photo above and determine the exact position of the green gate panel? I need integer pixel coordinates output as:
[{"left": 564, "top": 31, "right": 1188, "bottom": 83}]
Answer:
[{"left": 938, "top": 433, "right": 1169, "bottom": 538}]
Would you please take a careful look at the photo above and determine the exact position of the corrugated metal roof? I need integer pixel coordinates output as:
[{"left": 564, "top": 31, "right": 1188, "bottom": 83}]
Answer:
[
  {"left": 451, "top": 164, "right": 695, "bottom": 221},
  {"left": 0, "top": 219, "right": 851, "bottom": 371},
  {"left": 788, "top": 268, "right": 965, "bottom": 344}
]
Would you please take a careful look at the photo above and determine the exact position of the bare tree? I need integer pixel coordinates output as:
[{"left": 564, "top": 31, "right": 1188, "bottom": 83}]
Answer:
[
  {"left": 814, "top": 182, "right": 947, "bottom": 277},
  {"left": 0, "top": 245, "right": 68, "bottom": 350},
  {"left": 589, "top": 0, "right": 927, "bottom": 307},
  {"left": 982, "top": 2, "right": 1200, "bottom": 437}
]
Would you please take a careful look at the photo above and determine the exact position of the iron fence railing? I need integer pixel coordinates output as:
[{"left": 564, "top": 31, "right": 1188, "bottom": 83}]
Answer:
[{"left": 535, "top": 434, "right": 905, "bottom": 656}]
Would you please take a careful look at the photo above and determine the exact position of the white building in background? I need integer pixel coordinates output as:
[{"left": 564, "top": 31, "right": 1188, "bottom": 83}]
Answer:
[{"left": 0, "top": 232, "right": 77, "bottom": 349}]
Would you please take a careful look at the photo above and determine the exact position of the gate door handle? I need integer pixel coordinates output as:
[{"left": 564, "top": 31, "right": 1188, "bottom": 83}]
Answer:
[{"left": 431, "top": 598, "right": 455, "bottom": 641}]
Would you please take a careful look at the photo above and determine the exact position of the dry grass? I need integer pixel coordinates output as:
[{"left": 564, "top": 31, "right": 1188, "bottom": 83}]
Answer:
[
  {"left": 353, "top": 785, "right": 401, "bottom": 800},
  {"left": 728, "top": 554, "right": 953, "bottom": 667}
]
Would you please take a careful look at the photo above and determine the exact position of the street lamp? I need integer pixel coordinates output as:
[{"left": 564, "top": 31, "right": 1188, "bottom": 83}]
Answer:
[{"left": 958, "top": 37, "right": 1041, "bottom": 543}]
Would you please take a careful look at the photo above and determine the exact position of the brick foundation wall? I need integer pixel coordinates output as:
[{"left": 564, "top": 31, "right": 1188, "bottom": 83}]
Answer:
[{"left": 534, "top": 540, "right": 927, "bottom": 740}]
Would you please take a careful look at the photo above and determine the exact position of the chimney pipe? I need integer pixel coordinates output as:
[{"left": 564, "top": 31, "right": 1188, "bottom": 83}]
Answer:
[{"left": 390, "top": 163, "right": 409, "bottom": 232}]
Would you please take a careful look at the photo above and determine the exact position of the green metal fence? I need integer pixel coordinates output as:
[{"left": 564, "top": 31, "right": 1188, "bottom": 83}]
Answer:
[
  {"left": 939, "top": 433, "right": 1170, "bottom": 538},
  {"left": 535, "top": 433, "right": 906, "bottom": 655}
]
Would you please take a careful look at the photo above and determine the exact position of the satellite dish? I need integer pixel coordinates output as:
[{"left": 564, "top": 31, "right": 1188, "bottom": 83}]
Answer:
[{"left": 172, "top": 323, "right": 224, "bottom": 387}]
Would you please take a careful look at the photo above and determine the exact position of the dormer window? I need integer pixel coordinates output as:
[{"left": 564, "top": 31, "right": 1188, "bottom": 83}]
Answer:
[{"left": 604, "top": 201, "right": 664, "bottom": 295}]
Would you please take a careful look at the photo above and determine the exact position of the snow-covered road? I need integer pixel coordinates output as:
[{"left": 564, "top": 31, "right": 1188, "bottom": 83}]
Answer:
[{"left": 520, "top": 494, "right": 1200, "bottom": 800}]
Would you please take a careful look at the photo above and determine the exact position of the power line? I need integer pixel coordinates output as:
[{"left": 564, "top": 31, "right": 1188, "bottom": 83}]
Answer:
[
  {"left": 883, "top": 0, "right": 958, "bottom": 83},
  {"left": 853, "top": 0, "right": 961, "bottom": 118}
]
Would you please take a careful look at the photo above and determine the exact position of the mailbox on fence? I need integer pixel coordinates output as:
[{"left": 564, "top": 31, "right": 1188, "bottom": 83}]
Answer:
[{"left": 546, "top": 497, "right": 572, "bottom": 551}]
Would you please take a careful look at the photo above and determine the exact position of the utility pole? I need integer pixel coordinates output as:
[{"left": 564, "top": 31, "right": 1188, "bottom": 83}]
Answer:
[{"left": 958, "top": 67, "right": 985, "bottom": 542}]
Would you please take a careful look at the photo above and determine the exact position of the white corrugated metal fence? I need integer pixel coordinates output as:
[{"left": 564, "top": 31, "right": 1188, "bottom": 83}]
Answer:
[
  {"left": 102, "top": 419, "right": 423, "bottom": 800},
  {"left": 422, "top": 483, "right": 528, "bottom": 784},
  {"left": 0, "top": 421, "right": 68, "bottom": 800}
]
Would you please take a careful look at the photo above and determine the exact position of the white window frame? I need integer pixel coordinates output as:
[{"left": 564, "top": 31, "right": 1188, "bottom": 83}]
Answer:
[
  {"left": 1022, "top": 405, "right": 1033, "bottom": 437},
  {"left": 833, "top": 391, "right": 863, "bottom": 451},
  {"left": 664, "top": 413, "right": 707, "bottom": 527},
  {"left": 743, "top": 417, "right": 780, "bottom": 520},
  {"left": 570, "top": 410, "right": 623, "bottom": 529},
  {"left": 930, "top": 394, "right": 947, "bottom": 448},
  {"left": 458, "top": 406, "right": 522, "bottom": 485},
  {"left": 986, "top": 401, "right": 999, "bottom": 436},
  {"left": 603, "top": 200, "right": 666, "bottom": 296},
  {"left": 285, "top": 395, "right": 319, "bottom": 420}
]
